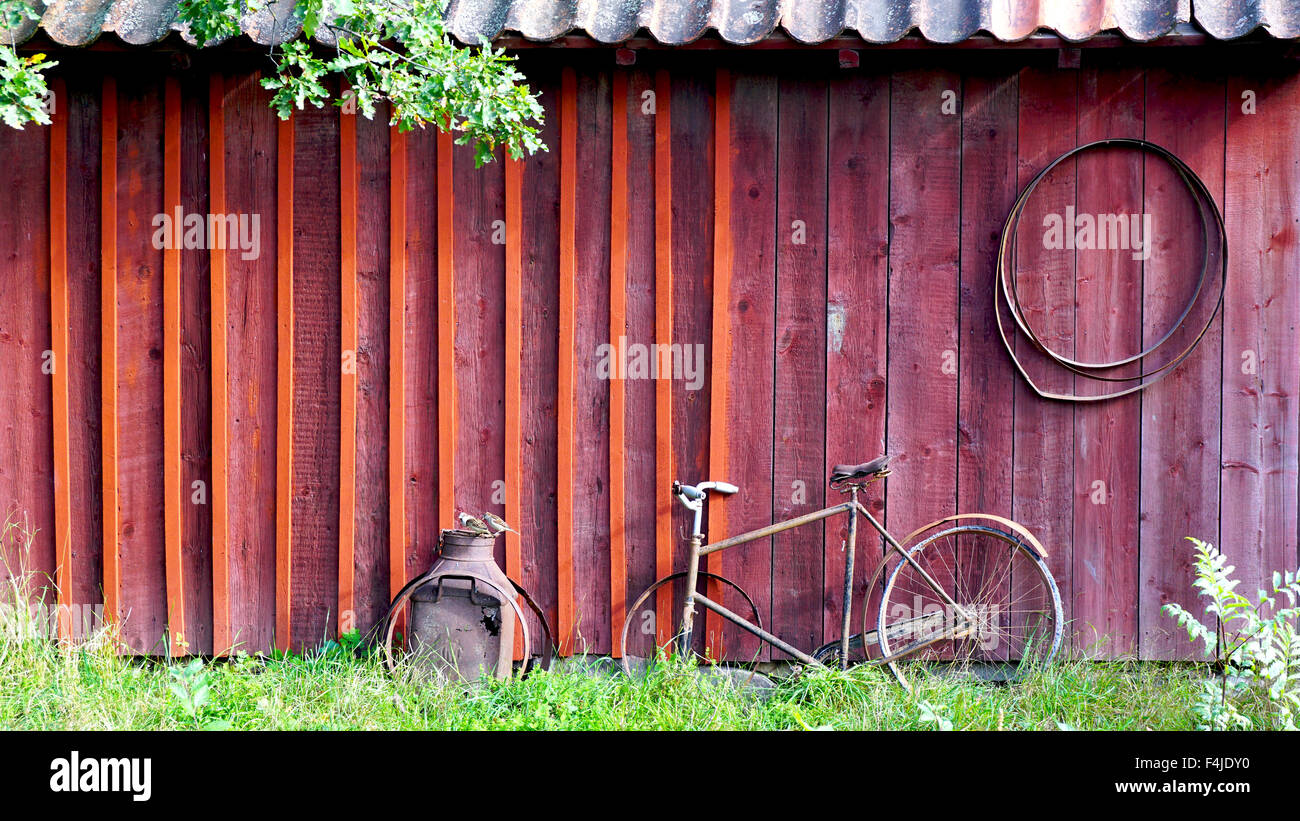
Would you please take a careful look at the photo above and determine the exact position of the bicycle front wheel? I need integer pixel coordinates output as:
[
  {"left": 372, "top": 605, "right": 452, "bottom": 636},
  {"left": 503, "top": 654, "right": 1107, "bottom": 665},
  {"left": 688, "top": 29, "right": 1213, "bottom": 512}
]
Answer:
[{"left": 875, "top": 524, "right": 1062, "bottom": 684}]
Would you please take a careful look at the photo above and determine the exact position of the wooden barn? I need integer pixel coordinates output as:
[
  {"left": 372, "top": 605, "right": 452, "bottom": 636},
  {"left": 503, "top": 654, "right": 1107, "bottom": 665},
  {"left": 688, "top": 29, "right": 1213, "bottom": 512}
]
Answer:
[{"left": 1, "top": 0, "right": 1297, "bottom": 663}]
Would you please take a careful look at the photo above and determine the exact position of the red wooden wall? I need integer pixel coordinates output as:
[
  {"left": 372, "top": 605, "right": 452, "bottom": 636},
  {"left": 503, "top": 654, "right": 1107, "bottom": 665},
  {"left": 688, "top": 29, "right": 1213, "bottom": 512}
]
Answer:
[{"left": 1, "top": 49, "right": 1297, "bottom": 661}]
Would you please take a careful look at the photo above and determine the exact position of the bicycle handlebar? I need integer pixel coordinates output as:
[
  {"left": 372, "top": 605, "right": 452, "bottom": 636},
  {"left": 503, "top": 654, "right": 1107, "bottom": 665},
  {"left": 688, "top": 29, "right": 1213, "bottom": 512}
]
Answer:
[{"left": 672, "top": 480, "right": 739, "bottom": 505}]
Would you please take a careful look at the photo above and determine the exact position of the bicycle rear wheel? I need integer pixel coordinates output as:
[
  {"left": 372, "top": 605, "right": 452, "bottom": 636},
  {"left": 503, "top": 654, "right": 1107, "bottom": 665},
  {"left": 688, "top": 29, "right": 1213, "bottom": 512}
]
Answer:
[{"left": 875, "top": 524, "right": 1062, "bottom": 685}]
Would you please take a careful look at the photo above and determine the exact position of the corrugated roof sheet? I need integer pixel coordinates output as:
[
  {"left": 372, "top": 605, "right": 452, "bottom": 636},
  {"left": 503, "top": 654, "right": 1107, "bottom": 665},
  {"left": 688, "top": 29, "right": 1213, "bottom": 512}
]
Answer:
[{"left": 4, "top": 0, "right": 1299, "bottom": 48}]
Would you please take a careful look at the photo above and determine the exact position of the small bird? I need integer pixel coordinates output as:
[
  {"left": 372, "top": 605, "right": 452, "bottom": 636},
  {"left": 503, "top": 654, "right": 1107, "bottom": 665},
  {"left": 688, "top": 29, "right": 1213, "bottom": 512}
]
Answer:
[
  {"left": 457, "top": 512, "right": 492, "bottom": 536},
  {"left": 482, "top": 512, "right": 519, "bottom": 536}
]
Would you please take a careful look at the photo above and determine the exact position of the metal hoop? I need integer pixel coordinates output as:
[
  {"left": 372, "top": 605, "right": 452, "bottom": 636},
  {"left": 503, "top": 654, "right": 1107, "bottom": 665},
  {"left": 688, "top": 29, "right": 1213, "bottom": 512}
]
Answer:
[{"left": 996, "top": 138, "right": 1226, "bottom": 402}]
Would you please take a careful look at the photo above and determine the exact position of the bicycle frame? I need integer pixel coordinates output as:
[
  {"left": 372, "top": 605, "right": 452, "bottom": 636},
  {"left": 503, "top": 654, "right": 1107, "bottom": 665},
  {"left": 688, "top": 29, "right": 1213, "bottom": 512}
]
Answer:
[{"left": 675, "top": 485, "right": 973, "bottom": 669}]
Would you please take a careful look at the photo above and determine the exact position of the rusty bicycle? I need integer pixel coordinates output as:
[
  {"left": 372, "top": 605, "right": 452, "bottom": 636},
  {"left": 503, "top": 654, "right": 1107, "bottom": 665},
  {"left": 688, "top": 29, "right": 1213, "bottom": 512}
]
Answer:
[{"left": 620, "top": 455, "right": 1064, "bottom": 689}]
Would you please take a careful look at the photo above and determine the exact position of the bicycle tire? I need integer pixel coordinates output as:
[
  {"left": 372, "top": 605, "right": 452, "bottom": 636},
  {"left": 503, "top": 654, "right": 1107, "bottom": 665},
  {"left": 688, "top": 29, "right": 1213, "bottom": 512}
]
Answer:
[
  {"left": 874, "top": 523, "right": 1063, "bottom": 689},
  {"left": 619, "top": 570, "right": 764, "bottom": 678}
]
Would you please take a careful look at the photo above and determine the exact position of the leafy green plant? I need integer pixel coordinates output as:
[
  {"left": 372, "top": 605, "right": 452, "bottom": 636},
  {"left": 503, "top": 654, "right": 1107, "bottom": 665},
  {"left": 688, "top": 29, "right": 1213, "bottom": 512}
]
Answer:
[
  {"left": 1163, "top": 537, "right": 1300, "bottom": 730},
  {"left": 3, "top": 0, "right": 544, "bottom": 164},
  {"left": 176, "top": 0, "right": 260, "bottom": 48},
  {"left": 177, "top": 0, "right": 545, "bottom": 165},
  {"left": 917, "top": 700, "right": 953, "bottom": 731},
  {"left": 1, "top": 0, "right": 56, "bottom": 128},
  {"left": 167, "top": 657, "right": 230, "bottom": 729}
]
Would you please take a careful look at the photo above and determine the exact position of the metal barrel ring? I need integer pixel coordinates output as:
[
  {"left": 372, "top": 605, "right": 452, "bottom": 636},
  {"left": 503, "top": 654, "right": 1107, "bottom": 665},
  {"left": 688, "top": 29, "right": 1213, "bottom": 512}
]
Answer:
[
  {"left": 995, "top": 137, "right": 1227, "bottom": 402},
  {"left": 380, "top": 569, "right": 535, "bottom": 680},
  {"left": 509, "top": 578, "right": 555, "bottom": 675}
]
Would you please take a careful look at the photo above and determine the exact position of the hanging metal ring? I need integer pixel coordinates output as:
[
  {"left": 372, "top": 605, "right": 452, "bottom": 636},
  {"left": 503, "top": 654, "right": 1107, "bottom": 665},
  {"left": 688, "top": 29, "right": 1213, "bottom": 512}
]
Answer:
[{"left": 995, "top": 138, "right": 1226, "bottom": 402}]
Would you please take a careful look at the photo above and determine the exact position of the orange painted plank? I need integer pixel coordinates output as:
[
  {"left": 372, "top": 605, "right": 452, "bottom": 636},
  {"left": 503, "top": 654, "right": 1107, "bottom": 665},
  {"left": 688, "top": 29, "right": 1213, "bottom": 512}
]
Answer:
[
  {"left": 557, "top": 68, "right": 577, "bottom": 655},
  {"left": 275, "top": 116, "right": 294, "bottom": 652},
  {"left": 338, "top": 95, "right": 358, "bottom": 636},
  {"left": 436, "top": 131, "right": 455, "bottom": 528},
  {"left": 609, "top": 70, "right": 628, "bottom": 656},
  {"left": 705, "top": 68, "right": 731, "bottom": 660},
  {"left": 100, "top": 77, "right": 119, "bottom": 638},
  {"left": 505, "top": 153, "right": 523, "bottom": 659},
  {"left": 49, "top": 77, "right": 72, "bottom": 640},
  {"left": 162, "top": 77, "right": 186, "bottom": 654},
  {"left": 388, "top": 127, "right": 407, "bottom": 607},
  {"left": 208, "top": 74, "right": 230, "bottom": 653},
  {"left": 653, "top": 69, "right": 673, "bottom": 649},
  {"left": 504, "top": 157, "right": 523, "bottom": 584}
]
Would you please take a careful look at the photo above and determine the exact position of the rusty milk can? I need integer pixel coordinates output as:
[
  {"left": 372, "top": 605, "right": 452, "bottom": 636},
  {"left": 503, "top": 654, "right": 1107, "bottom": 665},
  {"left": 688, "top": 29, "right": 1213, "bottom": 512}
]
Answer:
[{"left": 403, "top": 529, "right": 520, "bottom": 682}]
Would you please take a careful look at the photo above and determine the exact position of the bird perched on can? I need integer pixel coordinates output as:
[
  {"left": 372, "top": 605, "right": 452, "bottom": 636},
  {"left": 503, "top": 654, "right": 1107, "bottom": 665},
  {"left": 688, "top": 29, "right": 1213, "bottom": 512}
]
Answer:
[
  {"left": 482, "top": 512, "right": 519, "bottom": 536},
  {"left": 457, "top": 512, "right": 492, "bottom": 537}
]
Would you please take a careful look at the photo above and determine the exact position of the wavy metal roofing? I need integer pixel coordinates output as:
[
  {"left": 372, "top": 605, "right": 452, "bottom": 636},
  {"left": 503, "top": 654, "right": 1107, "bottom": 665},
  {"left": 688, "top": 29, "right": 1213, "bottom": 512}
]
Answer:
[{"left": 4, "top": 0, "right": 1299, "bottom": 48}]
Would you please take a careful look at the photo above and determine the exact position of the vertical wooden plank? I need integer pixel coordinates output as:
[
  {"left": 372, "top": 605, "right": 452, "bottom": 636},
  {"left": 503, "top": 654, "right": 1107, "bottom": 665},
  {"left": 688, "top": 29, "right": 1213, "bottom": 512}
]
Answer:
[
  {"left": 652, "top": 68, "right": 673, "bottom": 649},
  {"left": 772, "top": 71, "right": 827, "bottom": 656},
  {"left": 619, "top": 66, "right": 658, "bottom": 659},
  {"left": 389, "top": 126, "right": 407, "bottom": 607},
  {"left": 403, "top": 131, "right": 440, "bottom": 585},
  {"left": 958, "top": 72, "right": 1018, "bottom": 520},
  {"left": 504, "top": 152, "right": 523, "bottom": 657},
  {"left": 705, "top": 67, "right": 730, "bottom": 660},
  {"left": 290, "top": 102, "right": 342, "bottom": 649},
  {"left": 179, "top": 72, "right": 213, "bottom": 656},
  {"left": 609, "top": 70, "right": 628, "bottom": 655},
  {"left": 352, "top": 106, "right": 392, "bottom": 636},
  {"left": 222, "top": 74, "right": 279, "bottom": 654},
  {"left": 451, "top": 131, "right": 506, "bottom": 567},
  {"left": 885, "top": 69, "right": 961, "bottom": 657},
  {"left": 0, "top": 101, "right": 53, "bottom": 607},
  {"left": 574, "top": 69, "right": 612, "bottom": 653},
  {"left": 557, "top": 67, "right": 577, "bottom": 655},
  {"left": 437, "top": 131, "right": 456, "bottom": 529},
  {"left": 339, "top": 94, "right": 358, "bottom": 637},
  {"left": 956, "top": 70, "right": 1018, "bottom": 661},
  {"left": 518, "top": 64, "right": 561, "bottom": 647},
  {"left": 275, "top": 115, "right": 294, "bottom": 652},
  {"left": 209, "top": 74, "right": 230, "bottom": 653},
  {"left": 1223, "top": 71, "right": 1300, "bottom": 607},
  {"left": 721, "top": 70, "right": 777, "bottom": 661},
  {"left": 48, "top": 77, "right": 73, "bottom": 637},
  {"left": 115, "top": 75, "right": 167, "bottom": 654},
  {"left": 670, "top": 68, "right": 715, "bottom": 658},
  {"left": 65, "top": 75, "right": 105, "bottom": 636},
  {"left": 163, "top": 76, "right": 187, "bottom": 654},
  {"left": 1072, "top": 68, "right": 1144, "bottom": 657},
  {"left": 825, "top": 70, "right": 890, "bottom": 647},
  {"left": 1140, "top": 69, "right": 1225, "bottom": 659},
  {"left": 100, "top": 76, "right": 120, "bottom": 637},
  {"left": 1013, "top": 67, "right": 1077, "bottom": 646}
]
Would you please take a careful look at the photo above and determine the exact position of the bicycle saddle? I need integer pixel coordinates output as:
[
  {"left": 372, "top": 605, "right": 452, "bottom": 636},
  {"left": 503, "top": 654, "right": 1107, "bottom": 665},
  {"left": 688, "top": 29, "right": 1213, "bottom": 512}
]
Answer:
[{"left": 828, "top": 455, "right": 892, "bottom": 486}]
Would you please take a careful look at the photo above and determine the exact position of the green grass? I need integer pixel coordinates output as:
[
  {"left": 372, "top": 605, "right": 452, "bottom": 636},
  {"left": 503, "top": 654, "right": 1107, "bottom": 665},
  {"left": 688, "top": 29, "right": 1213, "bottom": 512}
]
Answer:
[
  {"left": 0, "top": 520, "right": 1279, "bottom": 731},
  {"left": 0, "top": 616, "right": 1277, "bottom": 730}
]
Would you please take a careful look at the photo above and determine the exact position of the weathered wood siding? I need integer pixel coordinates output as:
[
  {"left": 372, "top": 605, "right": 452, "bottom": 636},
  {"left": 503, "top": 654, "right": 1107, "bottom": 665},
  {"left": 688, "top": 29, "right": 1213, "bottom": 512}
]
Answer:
[{"left": 1, "top": 50, "right": 1296, "bottom": 659}]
